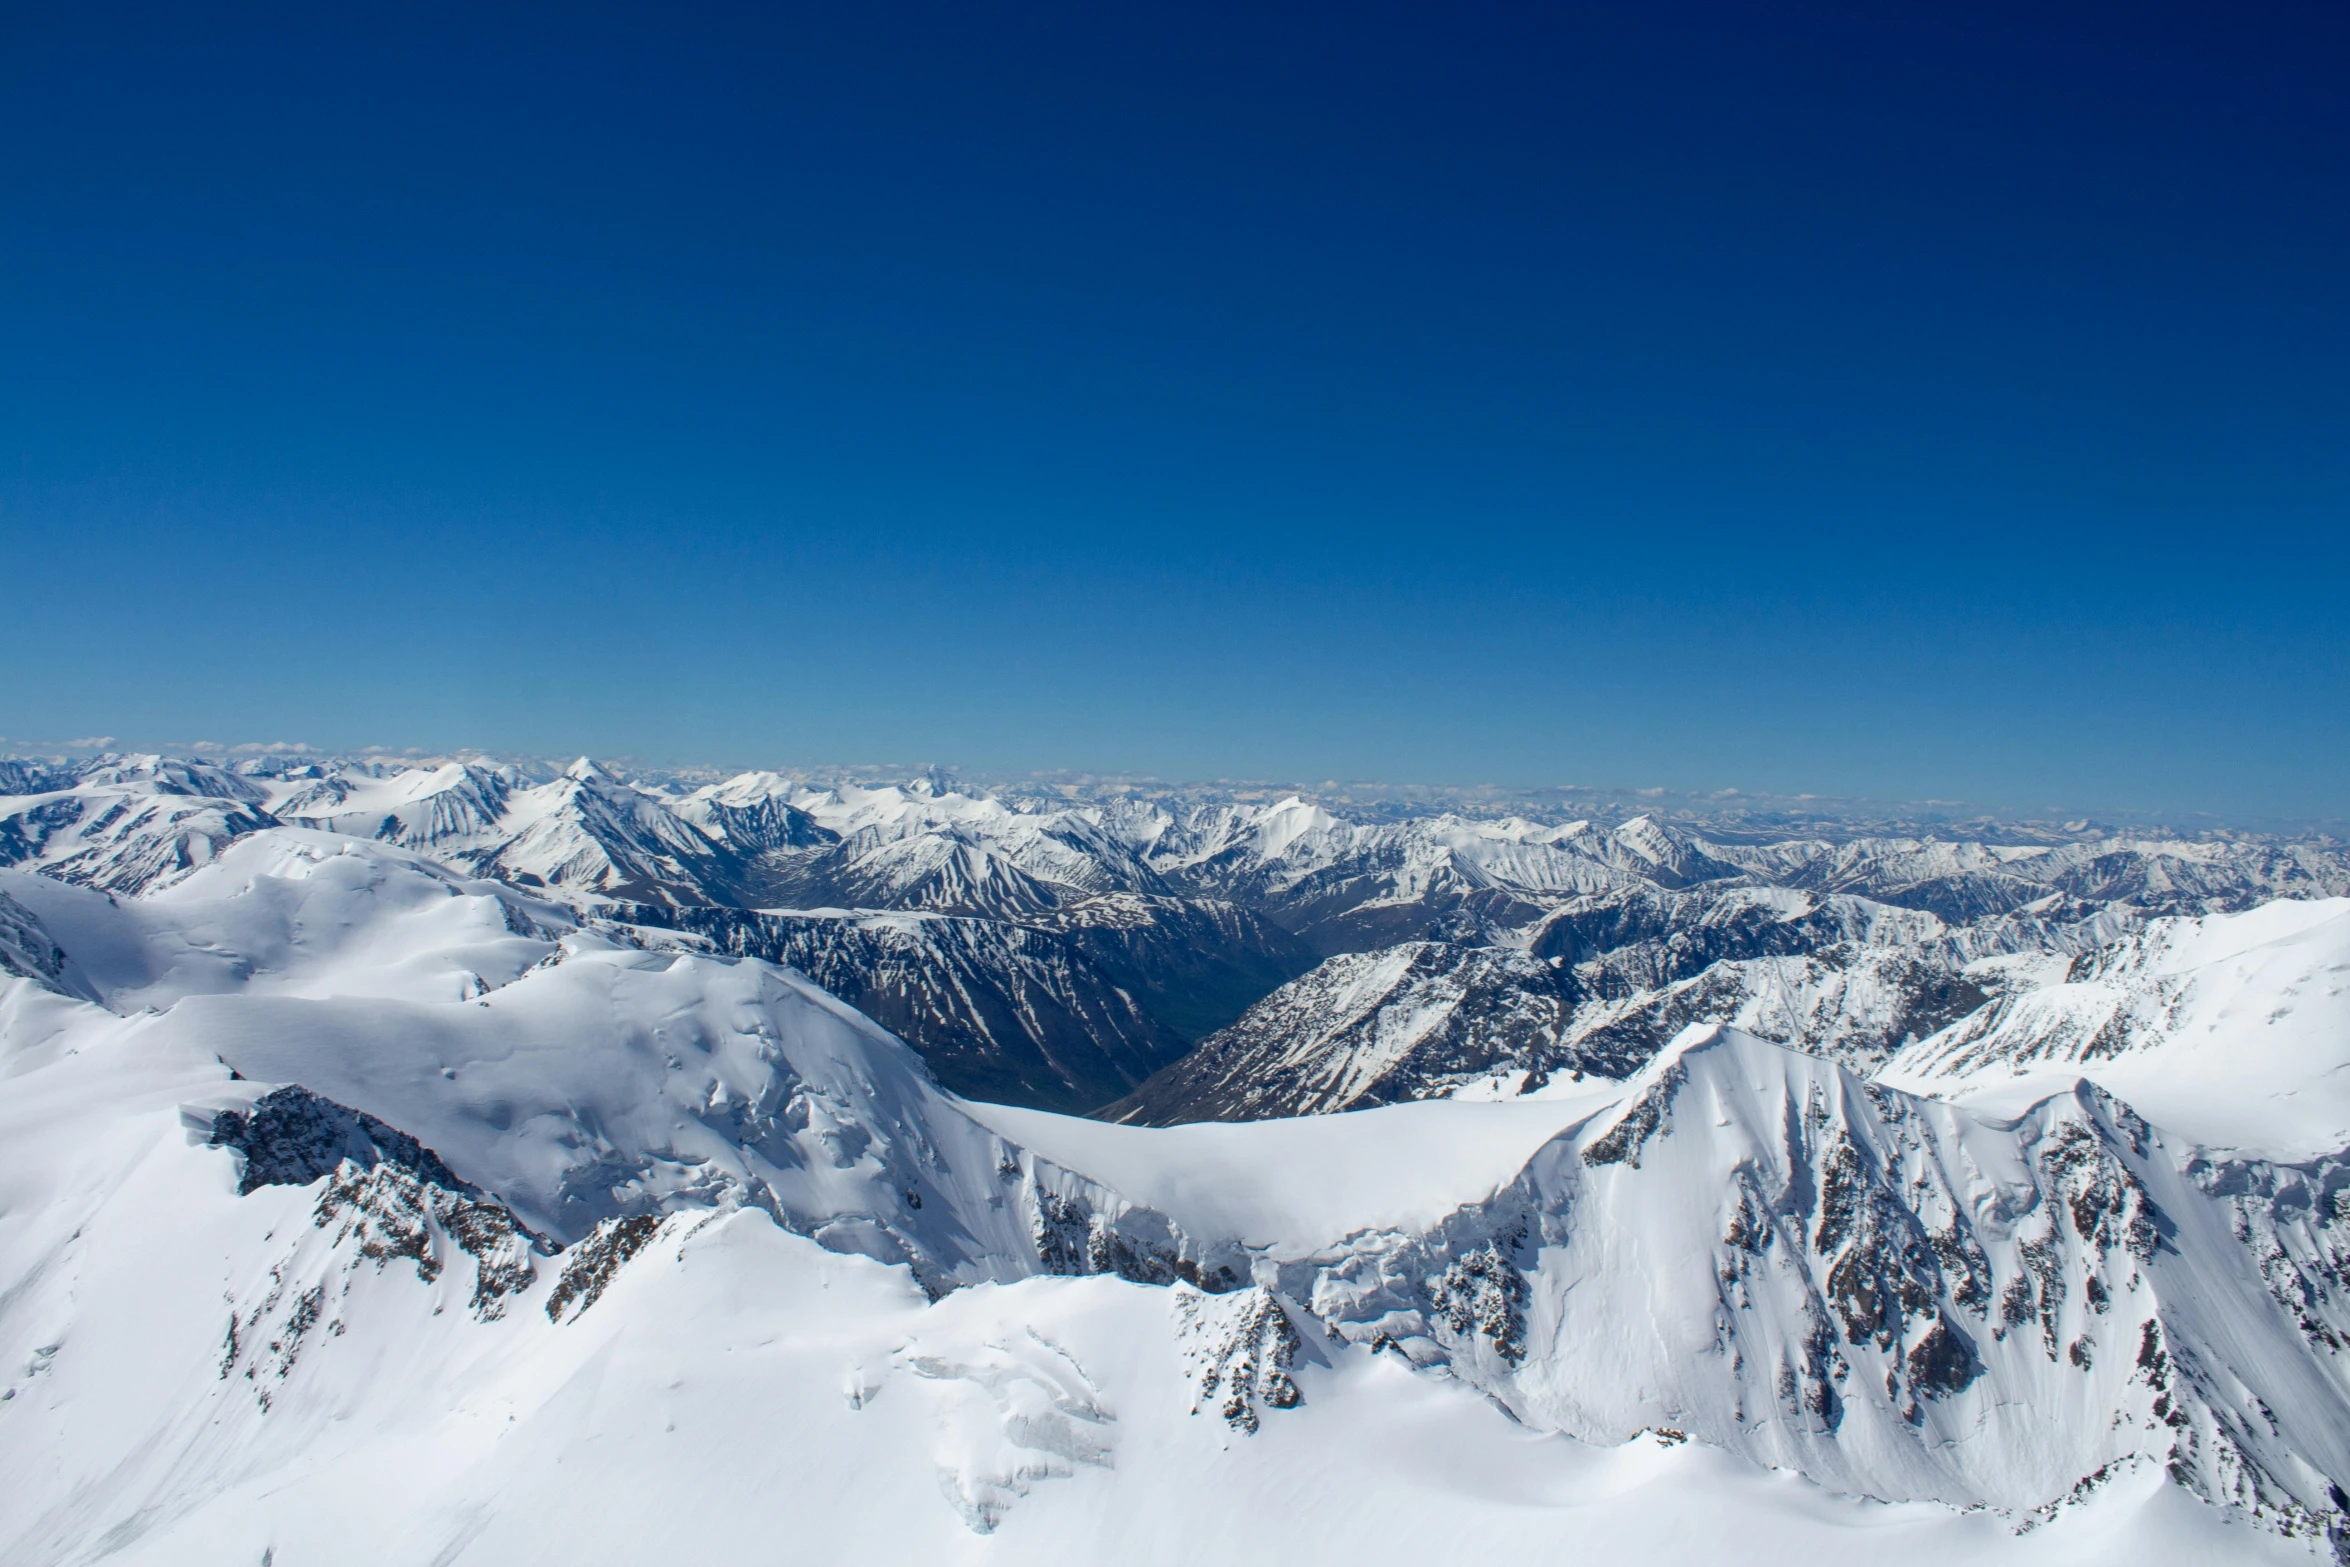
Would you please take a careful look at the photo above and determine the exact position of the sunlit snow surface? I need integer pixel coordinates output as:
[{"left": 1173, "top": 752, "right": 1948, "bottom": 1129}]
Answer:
[
  {"left": 0, "top": 831, "right": 2340, "bottom": 1563},
  {"left": 1882, "top": 898, "right": 2350, "bottom": 1159}
]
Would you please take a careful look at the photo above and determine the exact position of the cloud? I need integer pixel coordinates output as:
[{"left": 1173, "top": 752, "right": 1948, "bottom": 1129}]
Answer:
[{"left": 60, "top": 736, "right": 117, "bottom": 749}]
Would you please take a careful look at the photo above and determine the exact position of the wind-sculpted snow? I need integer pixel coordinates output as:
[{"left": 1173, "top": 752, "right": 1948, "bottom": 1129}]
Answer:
[
  {"left": 183, "top": 933, "right": 1191, "bottom": 1291},
  {"left": 895, "top": 1320, "right": 1118, "bottom": 1532},
  {"left": 0, "top": 832, "right": 574, "bottom": 1014}
]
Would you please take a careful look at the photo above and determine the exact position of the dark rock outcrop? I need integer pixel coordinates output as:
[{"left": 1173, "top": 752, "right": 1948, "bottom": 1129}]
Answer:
[{"left": 209, "top": 1085, "right": 473, "bottom": 1196}]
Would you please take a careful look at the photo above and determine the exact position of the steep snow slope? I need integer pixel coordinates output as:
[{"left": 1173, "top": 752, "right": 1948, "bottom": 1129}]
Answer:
[
  {"left": 742, "top": 777, "right": 1170, "bottom": 915},
  {"left": 970, "top": 1088, "right": 1627, "bottom": 1257},
  {"left": 4, "top": 840, "right": 2348, "bottom": 1562},
  {"left": 481, "top": 759, "right": 739, "bottom": 904},
  {"left": 1277, "top": 1026, "right": 2350, "bottom": 1532},
  {"left": 1881, "top": 899, "right": 2350, "bottom": 1160},
  {"left": 0, "top": 888, "right": 94, "bottom": 1001},
  {"left": 273, "top": 758, "right": 743, "bottom": 906}
]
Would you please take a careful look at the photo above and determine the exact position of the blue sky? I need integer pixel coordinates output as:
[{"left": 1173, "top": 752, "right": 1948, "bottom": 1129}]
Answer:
[{"left": 2, "top": 2, "right": 2343, "bottom": 816}]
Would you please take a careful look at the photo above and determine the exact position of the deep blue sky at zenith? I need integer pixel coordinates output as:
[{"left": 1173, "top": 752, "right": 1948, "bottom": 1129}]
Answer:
[{"left": 1, "top": 3, "right": 2344, "bottom": 816}]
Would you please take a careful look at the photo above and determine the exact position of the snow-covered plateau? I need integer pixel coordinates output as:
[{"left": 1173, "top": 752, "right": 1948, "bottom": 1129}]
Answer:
[{"left": 4, "top": 752, "right": 2350, "bottom": 1562}]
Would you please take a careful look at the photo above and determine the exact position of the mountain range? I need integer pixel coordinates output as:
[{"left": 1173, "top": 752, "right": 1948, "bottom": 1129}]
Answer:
[
  {"left": 4, "top": 751, "right": 2341, "bottom": 1121},
  {"left": 4, "top": 743, "right": 2350, "bottom": 1560}
]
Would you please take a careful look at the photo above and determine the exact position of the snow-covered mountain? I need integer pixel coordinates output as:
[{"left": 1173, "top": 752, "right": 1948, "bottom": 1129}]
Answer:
[
  {"left": 5, "top": 752, "right": 2341, "bottom": 1122},
  {"left": 0, "top": 754, "right": 276, "bottom": 894},
  {"left": 1880, "top": 899, "right": 2350, "bottom": 1160},
  {"left": 14, "top": 758, "right": 2342, "bottom": 935},
  {"left": 1289, "top": 1027, "right": 2350, "bottom": 1530},
  {"left": 1108, "top": 936, "right": 2013, "bottom": 1124},
  {"left": 0, "top": 834, "right": 1210, "bottom": 1291},
  {"left": 1101, "top": 942, "right": 1593, "bottom": 1122},
  {"left": 7, "top": 822, "right": 2348, "bottom": 1562}
]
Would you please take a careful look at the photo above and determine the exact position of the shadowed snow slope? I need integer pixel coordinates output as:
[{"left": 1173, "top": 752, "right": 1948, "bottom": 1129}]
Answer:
[{"left": 2, "top": 830, "right": 2347, "bottom": 1564}]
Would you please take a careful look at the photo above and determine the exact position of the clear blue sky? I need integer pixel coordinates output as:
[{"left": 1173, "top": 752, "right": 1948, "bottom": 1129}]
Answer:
[{"left": 2, "top": 2, "right": 2343, "bottom": 816}]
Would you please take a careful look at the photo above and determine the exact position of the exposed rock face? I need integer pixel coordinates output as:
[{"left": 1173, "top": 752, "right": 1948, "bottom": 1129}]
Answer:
[
  {"left": 1030, "top": 1183, "right": 1243, "bottom": 1293},
  {"left": 1175, "top": 1286, "right": 1305, "bottom": 1434},
  {"left": 0, "top": 888, "right": 88, "bottom": 999},
  {"left": 1104, "top": 937, "right": 2001, "bottom": 1125},
  {"left": 670, "top": 909, "right": 1183, "bottom": 1113},
  {"left": 1556, "top": 944, "right": 1994, "bottom": 1077},
  {"left": 670, "top": 898, "right": 1314, "bottom": 1114},
  {"left": 1101, "top": 943, "right": 1596, "bottom": 1123},
  {"left": 1018, "top": 894, "right": 1319, "bottom": 1046},
  {"left": 545, "top": 1213, "right": 668, "bottom": 1322},
  {"left": 313, "top": 1160, "right": 540, "bottom": 1320},
  {"left": 219, "top": 1157, "right": 543, "bottom": 1414},
  {"left": 210, "top": 1085, "right": 475, "bottom": 1196},
  {"left": 0, "top": 754, "right": 277, "bottom": 895},
  {"left": 1527, "top": 885, "right": 1941, "bottom": 979}
]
